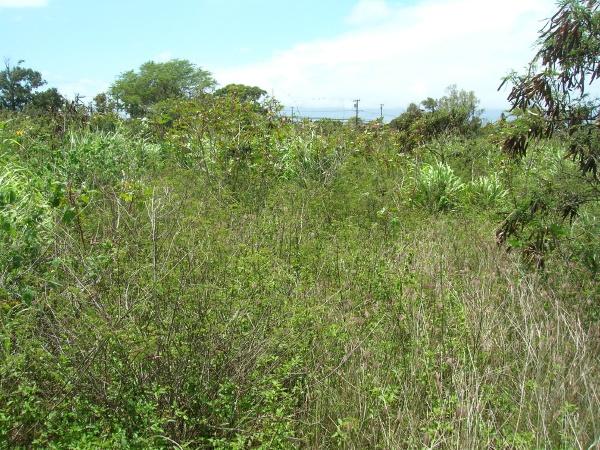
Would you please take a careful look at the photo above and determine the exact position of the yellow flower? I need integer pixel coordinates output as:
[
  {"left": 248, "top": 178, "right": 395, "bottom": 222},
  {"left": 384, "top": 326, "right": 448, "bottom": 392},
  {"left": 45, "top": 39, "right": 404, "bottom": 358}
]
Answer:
[{"left": 15, "top": 130, "right": 24, "bottom": 137}]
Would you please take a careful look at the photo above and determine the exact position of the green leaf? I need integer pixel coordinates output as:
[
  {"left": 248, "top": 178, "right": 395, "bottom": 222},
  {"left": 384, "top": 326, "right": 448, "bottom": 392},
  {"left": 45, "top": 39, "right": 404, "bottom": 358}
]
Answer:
[{"left": 62, "top": 208, "right": 77, "bottom": 224}]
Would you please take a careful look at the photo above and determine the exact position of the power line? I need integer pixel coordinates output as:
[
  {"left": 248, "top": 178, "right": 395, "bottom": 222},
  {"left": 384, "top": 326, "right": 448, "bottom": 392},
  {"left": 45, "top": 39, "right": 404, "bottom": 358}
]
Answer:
[{"left": 279, "top": 100, "right": 402, "bottom": 123}]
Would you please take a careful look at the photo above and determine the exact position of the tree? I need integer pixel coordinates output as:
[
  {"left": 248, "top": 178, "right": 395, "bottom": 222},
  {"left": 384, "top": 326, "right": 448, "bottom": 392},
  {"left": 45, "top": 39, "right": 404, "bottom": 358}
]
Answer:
[
  {"left": 497, "top": 0, "right": 600, "bottom": 266},
  {"left": 109, "top": 59, "right": 216, "bottom": 117},
  {"left": 421, "top": 97, "right": 438, "bottom": 113},
  {"left": 433, "top": 85, "right": 483, "bottom": 135},
  {"left": 93, "top": 93, "right": 117, "bottom": 114},
  {"left": 30, "top": 88, "right": 64, "bottom": 113},
  {"left": 389, "top": 103, "right": 423, "bottom": 132},
  {"left": 500, "top": 0, "right": 599, "bottom": 165},
  {"left": 0, "top": 60, "right": 46, "bottom": 111},
  {"left": 214, "top": 84, "right": 267, "bottom": 104},
  {"left": 389, "top": 86, "right": 482, "bottom": 138}
]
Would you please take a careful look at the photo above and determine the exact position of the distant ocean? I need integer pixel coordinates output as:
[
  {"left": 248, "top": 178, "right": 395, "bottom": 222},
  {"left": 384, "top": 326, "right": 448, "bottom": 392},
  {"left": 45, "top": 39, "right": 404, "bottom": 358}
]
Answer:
[{"left": 281, "top": 107, "right": 506, "bottom": 124}]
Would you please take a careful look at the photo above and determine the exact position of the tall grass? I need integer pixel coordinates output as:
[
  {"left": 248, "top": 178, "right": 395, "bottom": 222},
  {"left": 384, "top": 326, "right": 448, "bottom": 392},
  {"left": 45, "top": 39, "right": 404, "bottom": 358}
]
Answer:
[{"left": 0, "top": 116, "right": 599, "bottom": 448}]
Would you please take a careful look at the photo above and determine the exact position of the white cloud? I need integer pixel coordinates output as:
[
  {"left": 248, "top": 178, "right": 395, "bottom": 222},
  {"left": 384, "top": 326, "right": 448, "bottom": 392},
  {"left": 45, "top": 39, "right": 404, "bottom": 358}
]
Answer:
[
  {"left": 347, "top": 0, "right": 392, "bottom": 26},
  {"left": 215, "top": 0, "right": 555, "bottom": 111},
  {"left": 0, "top": 0, "right": 47, "bottom": 7}
]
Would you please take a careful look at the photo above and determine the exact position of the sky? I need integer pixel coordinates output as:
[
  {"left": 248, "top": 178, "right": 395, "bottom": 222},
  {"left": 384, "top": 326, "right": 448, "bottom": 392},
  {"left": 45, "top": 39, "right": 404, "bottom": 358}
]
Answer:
[{"left": 1, "top": 0, "right": 557, "bottom": 119}]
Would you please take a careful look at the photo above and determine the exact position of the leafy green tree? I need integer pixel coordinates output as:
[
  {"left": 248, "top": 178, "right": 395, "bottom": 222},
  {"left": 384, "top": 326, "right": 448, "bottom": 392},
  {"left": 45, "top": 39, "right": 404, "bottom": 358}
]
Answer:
[
  {"left": 0, "top": 60, "right": 46, "bottom": 111},
  {"left": 430, "top": 85, "right": 482, "bottom": 135},
  {"left": 389, "top": 103, "right": 423, "bottom": 132},
  {"left": 500, "top": 0, "right": 599, "bottom": 165},
  {"left": 214, "top": 84, "right": 267, "bottom": 104},
  {"left": 92, "top": 92, "right": 117, "bottom": 114},
  {"left": 389, "top": 86, "right": 482, "bottom": 140},
  {"left": 421, "top": 97, "right": 438, "bottom": 113},
  {"left": 30, "top": 88, "right": 64, "bottom": 113},
  {"left": 109, "top": 59, "right": 216, "bottom": 117},
  {"left": 497, "top": 0, "right": 600, "bottom": 267}
]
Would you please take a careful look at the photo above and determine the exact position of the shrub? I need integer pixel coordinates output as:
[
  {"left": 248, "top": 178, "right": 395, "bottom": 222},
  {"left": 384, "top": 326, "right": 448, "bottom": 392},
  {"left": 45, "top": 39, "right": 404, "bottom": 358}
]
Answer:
[
  {"left": 468, "top": 173, "right": 507, "bottom": 208},
  {"left": 412, "top": 162, "right": 464, "bottom": 212},
  {"left": 568, "top": 207, "right": 600, "bottom": 278},
  {"left": 0, "top": 155, "right": 54, "bottom": 303},
  {"left": 62, "top": 130, "right": 162, "bottom": 186}
]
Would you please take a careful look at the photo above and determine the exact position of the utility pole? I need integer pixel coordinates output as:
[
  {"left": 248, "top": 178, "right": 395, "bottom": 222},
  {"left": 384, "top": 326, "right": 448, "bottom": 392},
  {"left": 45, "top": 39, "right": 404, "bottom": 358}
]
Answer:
[
  {"left": 291, "top": 106, "right": 294, "bottom": 122},
  {"left": 353, "top": 99, "right": 360, "bottom": 126},
  {"left": 380, "top": 104, "right": 384, "bottom": 121}
]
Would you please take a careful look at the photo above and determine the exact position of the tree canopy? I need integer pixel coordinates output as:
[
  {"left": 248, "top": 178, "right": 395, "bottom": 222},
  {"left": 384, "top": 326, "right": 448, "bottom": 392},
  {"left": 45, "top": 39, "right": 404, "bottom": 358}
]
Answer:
[
  {"left": 109, "top": 59, "right": 216, "bottom": 117},
  {"left": 390, "top": 86, "right": 482, "bottom": 140},
  {"left": 500, "top": 0, "right": 599, "bottom": 169},
  {"left": 0, "top": 60, "right": 46, "bottom": 111},
  {"left": 214, "top": 84, "right": 267, "bottom": 104},
  {"left": 497, "top": 0, "right": 600, "bottom": 263},
  {"left": 30, "top": 88, "right": 65, "bottom": 114}
]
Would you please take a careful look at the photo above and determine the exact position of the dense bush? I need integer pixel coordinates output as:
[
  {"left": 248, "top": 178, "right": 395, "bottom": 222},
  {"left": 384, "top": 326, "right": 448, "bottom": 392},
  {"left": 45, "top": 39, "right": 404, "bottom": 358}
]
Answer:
[
  {"left": 0, "top": 98, "right": 599, "bottom": 449},
  {"left": 412, "top": 162, "right": 465, "bottom": 212},
  {"left": 2, "top": 2, "right": 599, "bottom": 445},
  {"left": 0, "top": 153, "right": 54, "bottom": 303},
  {"left": 389, "top": 86, "right": 483, "bottom": 150}
]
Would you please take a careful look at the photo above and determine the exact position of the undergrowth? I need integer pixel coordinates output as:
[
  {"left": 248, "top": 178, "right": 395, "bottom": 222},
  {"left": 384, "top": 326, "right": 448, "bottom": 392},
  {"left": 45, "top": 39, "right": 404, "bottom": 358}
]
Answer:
[{"left": 0, "top": 113, "right": 599, "bottom": 449}]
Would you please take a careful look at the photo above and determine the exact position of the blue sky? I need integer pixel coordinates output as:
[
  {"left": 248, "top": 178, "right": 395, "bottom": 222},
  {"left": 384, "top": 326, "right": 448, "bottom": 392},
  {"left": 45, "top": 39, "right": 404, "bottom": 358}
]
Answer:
[
  {"left": 1, "top": 0, "right": 557, "bottom": 117},
  {"left": 1, "top": 1, "right": 357, "bottom": 93}
]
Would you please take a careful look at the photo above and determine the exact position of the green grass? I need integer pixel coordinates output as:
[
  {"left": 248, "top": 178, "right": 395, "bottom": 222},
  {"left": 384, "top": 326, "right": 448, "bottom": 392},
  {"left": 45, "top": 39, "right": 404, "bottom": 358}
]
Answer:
[{"left": 0, "top": 115, "right": 599, "bottom": 448}]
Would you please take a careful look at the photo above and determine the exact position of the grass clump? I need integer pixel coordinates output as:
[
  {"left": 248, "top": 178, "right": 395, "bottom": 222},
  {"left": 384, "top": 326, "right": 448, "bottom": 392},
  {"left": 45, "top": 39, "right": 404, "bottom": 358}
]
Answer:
[
  {"left": 468, "top": 173, "right": 507, "bottom": 208},
  {"left": 412, "top": 162, "right": 465, "bottom": 212}
]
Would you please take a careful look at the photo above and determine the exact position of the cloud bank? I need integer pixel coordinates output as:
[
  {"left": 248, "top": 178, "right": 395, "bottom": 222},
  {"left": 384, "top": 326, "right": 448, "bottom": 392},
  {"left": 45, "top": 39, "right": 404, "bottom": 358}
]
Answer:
[{"left": 215, "top": 0, "right": 555, "bottom": 110}]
